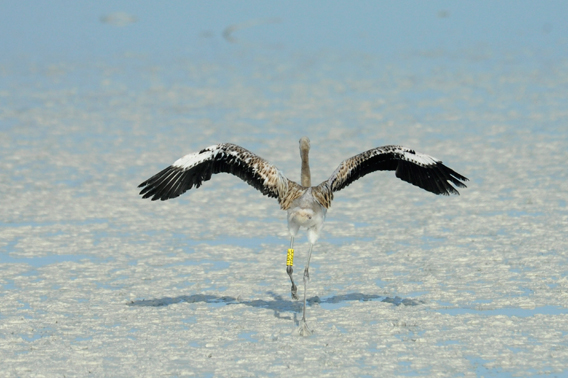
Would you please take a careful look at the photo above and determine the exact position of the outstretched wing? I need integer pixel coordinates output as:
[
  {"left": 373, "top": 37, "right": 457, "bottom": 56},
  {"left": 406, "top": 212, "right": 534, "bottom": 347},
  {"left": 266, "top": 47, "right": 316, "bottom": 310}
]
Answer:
[
  {"left": 326, "top": 145, "right": 468, "bottom": 195},
  {"left": 138, "top": 143, "right": 290, "bottom": 203}
]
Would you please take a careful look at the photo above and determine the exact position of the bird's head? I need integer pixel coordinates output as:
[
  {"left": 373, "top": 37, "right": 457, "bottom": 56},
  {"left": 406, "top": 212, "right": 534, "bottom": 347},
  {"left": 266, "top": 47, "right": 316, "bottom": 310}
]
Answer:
[{"left": 299, "top": 137, "right": 310, "bottom": 155}]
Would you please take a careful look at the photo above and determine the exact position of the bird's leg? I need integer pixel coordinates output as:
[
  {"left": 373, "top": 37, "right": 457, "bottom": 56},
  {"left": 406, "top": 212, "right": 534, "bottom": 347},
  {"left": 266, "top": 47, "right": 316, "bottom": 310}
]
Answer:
[
  {"left": 299, "top": 243, "right": 314, "bottom": 336},
  {"left": 286, "top": 237, "right": 298, "bottom": 300}
]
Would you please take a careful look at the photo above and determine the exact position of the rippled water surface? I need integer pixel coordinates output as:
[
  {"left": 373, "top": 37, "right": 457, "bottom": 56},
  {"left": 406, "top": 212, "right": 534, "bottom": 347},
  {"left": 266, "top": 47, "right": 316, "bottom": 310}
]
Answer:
[{"left": 1, "top": 2, "right": 568, "bottom": 377}]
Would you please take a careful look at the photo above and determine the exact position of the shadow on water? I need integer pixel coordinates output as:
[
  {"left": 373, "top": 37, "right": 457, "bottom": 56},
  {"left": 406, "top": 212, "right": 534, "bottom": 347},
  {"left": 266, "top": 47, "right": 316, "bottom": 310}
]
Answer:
[{"left": 127, "top": 292, "right": 423, "bottom": 323}]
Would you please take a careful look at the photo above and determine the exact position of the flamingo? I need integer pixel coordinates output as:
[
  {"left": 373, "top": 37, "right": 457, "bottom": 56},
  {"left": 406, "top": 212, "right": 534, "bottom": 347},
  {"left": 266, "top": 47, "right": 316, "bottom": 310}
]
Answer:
[{"left": 138, "top": 137, "right": 468, "bottom": 335}]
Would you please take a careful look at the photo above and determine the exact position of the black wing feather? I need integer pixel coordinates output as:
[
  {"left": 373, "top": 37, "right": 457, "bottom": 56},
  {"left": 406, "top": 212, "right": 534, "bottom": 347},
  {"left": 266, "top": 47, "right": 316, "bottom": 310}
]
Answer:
[
  {"left": 329, "top": 146, "right": 468, "bottom": 196},
  {"left": 138, "top": 144, "right": 284, "bottom": 201}
]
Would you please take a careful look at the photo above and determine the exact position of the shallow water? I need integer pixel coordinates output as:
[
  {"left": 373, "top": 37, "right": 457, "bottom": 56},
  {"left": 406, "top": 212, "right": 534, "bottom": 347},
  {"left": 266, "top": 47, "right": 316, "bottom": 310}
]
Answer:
[{"left": 2, "top": 2, "right": 568, "bottom": 377}]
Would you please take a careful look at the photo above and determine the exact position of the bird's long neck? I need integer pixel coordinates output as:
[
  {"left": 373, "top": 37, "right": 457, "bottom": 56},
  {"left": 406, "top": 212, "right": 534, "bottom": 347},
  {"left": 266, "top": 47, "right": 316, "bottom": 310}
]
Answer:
[{"left": 300, "top": 137, "right": 311, "bottom": 187}]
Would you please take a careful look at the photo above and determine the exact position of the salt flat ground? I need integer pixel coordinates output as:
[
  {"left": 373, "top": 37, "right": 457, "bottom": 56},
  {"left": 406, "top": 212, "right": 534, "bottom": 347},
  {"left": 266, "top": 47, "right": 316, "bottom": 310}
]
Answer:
[{"left": 1, "top": 47, "right": 567, "bottom": 377}]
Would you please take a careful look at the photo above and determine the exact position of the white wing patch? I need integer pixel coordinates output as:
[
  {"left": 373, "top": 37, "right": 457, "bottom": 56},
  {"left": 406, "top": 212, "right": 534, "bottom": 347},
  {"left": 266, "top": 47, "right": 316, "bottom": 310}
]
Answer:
[
  {"left": 399, "top": 149, "right": 438, "bottom": 166},
  {"left": 172, "top": 145, "right": 217, "bottom": 169}
]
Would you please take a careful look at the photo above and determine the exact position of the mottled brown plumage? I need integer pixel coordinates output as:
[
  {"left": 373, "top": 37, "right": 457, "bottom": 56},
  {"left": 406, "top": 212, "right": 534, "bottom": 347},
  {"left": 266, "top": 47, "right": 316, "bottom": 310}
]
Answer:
[{"left": 138, "top": 137, "right": 468, "bottom": 335}]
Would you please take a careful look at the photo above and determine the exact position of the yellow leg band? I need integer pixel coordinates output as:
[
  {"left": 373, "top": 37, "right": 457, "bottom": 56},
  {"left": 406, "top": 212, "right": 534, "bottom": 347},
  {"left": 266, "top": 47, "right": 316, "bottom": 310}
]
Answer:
[{"left": 286, "top": 248, "right": 294, "bottom": 266}]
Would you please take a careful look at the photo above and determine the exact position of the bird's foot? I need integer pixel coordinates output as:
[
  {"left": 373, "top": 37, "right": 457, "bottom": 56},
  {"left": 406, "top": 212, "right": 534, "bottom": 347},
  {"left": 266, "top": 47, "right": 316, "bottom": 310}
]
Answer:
[
  {"left": 291, "top": 284, "right": 298, "bottom": 300},
  {"left": 298, "top": 320, "right": 312, "bottom": 337}
]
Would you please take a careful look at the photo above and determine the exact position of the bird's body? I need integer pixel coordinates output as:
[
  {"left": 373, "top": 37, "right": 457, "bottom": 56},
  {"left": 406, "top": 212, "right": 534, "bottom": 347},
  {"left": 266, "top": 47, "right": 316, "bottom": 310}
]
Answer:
[
  {"left": 139, "top": 137, "right": 468, "bottom": 336},
  {"left": 287, "top": 190, "right": 327, "bottom": 244}
]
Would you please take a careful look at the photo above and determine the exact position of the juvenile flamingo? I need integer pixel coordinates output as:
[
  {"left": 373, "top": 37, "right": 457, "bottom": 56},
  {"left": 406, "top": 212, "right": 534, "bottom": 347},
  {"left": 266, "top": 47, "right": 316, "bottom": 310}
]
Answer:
[{"left": 138, "top": 137, "right": 468, "bottom": 335}]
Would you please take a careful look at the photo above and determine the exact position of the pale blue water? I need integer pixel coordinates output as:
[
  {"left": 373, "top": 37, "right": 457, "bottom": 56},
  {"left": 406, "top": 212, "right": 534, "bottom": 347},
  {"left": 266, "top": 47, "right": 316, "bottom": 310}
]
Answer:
[
  {"left": 1, "top": 2, "right": 568, "bottom": 377},
  {"left": 435, "top": 305, "right": 566, "bottom": 317}
]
